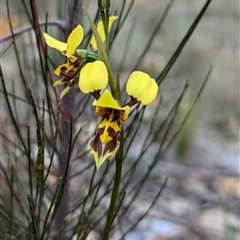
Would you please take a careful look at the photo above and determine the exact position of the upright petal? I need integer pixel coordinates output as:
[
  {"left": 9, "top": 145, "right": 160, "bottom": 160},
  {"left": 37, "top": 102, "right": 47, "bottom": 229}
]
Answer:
[
  {"left": 90, "top": 16, "right": 118, "bottom": 51},
  {"left": 126, "top": 71, "right": 158, "bottom": 105},
  {"left": 67, "top": 25, "right": 84, "bottom": 57},
  {"left": 43, "top": 32, "right": 67, "bottom": 53},
  {"left": 79, "top": 61, "right": 108, "bottom": 93}
]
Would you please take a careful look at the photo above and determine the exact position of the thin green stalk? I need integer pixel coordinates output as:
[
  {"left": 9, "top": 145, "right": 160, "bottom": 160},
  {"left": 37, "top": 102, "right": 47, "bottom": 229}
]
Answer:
[
  {"left": 9, "top": 165, "right": 14, "bottom": 239},
  {"left": 1, "top": 65, "right": 28, "bottom": 154},
  {"left": 28, "top": 88, "right": 41, "bottom": 147},
  {"left": 44, "top": 10, "right": 55, "bottom": 137},
  {"left": 118, "top": 81, "right": 189, "bottom": 221},
  {"left": 112, "top": 0, "right": 135, "bottom": 42},
  {"left": 71, "top": 163, "right": 111, "bottom": 237},
  {"left": 36, "top": 99, "right": 46, "bottom": 238},
  {"left": 27, "top": 126, "right": 34, "bottom": 201},
  {"left": 44, "top": 105, "right": 60, "bottom": 183},
  {"left": 157, "top": 0, "right": 212, "bottom": 85},
  {"left": 133, "top": 0, "right": 174, "bottom": 70},
  {"left": 6, "top": 0, "right": 29, "bottom": 96},
  {"left": 101, "top": 10, "right": 110, "bottom": 57},
  {"left": 102, "top": 130, "right": 124, "bottom": 240},
  {"left": 158, "top": 66, "right": 213, "bottom": 157},
  {"left": 0, "top": 160, "right": 28, "bottom": 219},
  {"left": 54, "top": 218, "right": 66, "bottom": 240},
  {"left": 121, "top": 177, "right": 168, "bottom": 238},
  {"left": 42, "top": 177, "right": 62, "bottom": 240},
  {"left": 27, "top": 194, "right": 37, "bottom": 240},
  {"left": 76, "top": 212, "right": 87, "bottom": 239},
  {"left": 76, "top": 166, "right": 97, "bottom": 238},
  {"left": 52, "top": 115, "right": 73, "bottom": 238}
]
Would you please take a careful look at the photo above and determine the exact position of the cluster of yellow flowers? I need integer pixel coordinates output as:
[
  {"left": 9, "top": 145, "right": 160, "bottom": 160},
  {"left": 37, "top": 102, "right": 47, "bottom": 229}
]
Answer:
[{"left": 44, "top": 16, "right": 158, "bottom": 169}]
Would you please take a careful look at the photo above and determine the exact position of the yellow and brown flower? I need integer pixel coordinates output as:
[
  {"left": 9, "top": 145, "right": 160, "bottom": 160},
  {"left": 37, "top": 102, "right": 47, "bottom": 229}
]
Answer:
[
  {"left": 78, "top": 61, "right": 158, "bottom": 169},
  {"left": 43, "top": 16, "right": 118, "bottom": 98}
]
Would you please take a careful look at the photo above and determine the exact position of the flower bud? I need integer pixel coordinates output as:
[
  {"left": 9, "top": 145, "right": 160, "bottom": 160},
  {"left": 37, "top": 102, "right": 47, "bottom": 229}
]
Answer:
[
  {"left": 98, "top": 0, "right": 110, "bottom": 11},
  {"left": 75, "top": 49, "right": 99, "bottom": 62}
]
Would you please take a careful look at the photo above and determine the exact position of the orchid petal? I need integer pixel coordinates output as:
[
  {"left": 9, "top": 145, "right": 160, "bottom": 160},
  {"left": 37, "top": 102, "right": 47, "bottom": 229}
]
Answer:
[
  {"left": 126, "top": 71, "right": 158, "bottom": 105},
  {"left": 79, "top": 61, "right": 108, "bottom": 93},
  {"left": 66, "top": 25, "right": 84, "bottom": 57}
]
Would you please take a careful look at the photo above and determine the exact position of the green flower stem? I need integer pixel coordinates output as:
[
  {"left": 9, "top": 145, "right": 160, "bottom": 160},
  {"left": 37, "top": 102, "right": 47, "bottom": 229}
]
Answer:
[
  {"left": 100, "top": 10, "right": 116, "bottom": 97},
  {"left": 105, "top": 61, "right": 116, "bottom": 98},
  {"left": 102, "top": 130, "right": 124, "bottom": 240}
]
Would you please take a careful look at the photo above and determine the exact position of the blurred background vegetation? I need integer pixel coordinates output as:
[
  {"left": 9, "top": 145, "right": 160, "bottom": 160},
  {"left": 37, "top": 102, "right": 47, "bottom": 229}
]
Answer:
[
  {"left": 1, "top": 0, "right": 239, "bottom": 239},
  {"left": 2, "top": 0, "right": 238, "bottom": 148}
]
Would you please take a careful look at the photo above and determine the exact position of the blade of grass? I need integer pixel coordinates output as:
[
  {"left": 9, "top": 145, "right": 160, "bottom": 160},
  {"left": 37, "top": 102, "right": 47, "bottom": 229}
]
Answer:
[
  {"left": 9, "top": 165, "right": 14, "bottom": 238},
  {"left": 42, "top": 177, "right": 62, "bottom": 240},
  {"left": 27, "top": 194, "right": 37, "bottom": 240}
]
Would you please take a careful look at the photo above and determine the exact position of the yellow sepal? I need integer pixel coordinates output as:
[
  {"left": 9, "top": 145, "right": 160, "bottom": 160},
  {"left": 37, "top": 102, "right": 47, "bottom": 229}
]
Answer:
[
  {"left": 43, "top": 32, "right": 67, "bottom": 53},
  {"left": 90, "top": 16, "right": 118, "bottom": 51}
]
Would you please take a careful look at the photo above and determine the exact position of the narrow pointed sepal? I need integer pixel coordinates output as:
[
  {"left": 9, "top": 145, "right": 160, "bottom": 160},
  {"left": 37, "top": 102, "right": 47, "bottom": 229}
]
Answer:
[
  {"left": 60, "top": 86, "right": 71, "bottom": 99},
  {"left": 43, "top": 32, "right": 67, "bottom": 53},
  {"left": 53, "top": 79, "right": 66, "bottom": 87}
]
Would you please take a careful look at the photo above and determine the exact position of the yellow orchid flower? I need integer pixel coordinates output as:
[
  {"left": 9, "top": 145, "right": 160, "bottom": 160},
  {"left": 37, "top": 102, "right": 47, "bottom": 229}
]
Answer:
[
  {"left": 43, "top": 16, "right": 118, "bottom": 98},
  {"left": 79, "top": 61, "right": 158, "bottom": 169},
  {"left": 90, "top": 89, "right": 129, "bottom": 169}
]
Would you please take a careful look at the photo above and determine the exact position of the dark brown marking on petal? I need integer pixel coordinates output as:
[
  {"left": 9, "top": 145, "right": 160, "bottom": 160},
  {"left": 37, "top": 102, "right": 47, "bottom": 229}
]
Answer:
[
  {"left": 108, "top": 126, "right": 119, "bottom": 139},
  {"left": 122, "top": 96, "right": 139, "bottom": 107},
  {"left": 64, "top": 69, "right": 76, "bottom": 80},
  {"left": 60, "top": 66, "right": 68, "bottom": 76},
  {"left": 68, "top": 58, "right": 81, "bottom": 66},
  {"left": 112, "top": 110, "right": 120, "bottom": 123},
  {"left": 90, "top": 128, "right": 104, "bottom": 156},
  {"left": 74, "top": 59, "right": 81, "bottom": 67},
  {"left": 91, "top": 90, "right": 101, "bottom": 99},
  {"left": 103, "top": 136, "right": 118, "bottom": 156}
]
